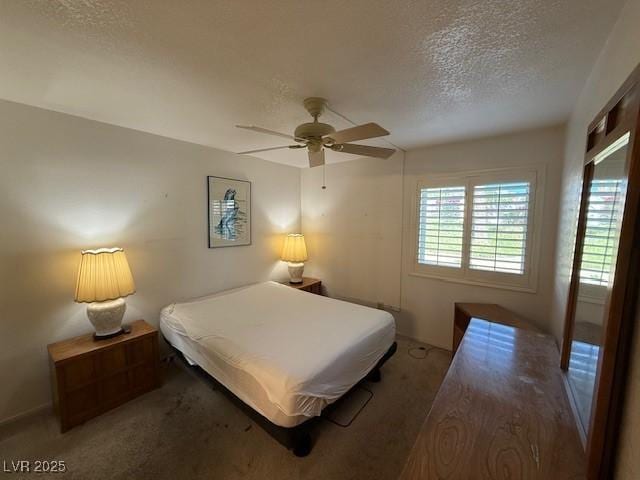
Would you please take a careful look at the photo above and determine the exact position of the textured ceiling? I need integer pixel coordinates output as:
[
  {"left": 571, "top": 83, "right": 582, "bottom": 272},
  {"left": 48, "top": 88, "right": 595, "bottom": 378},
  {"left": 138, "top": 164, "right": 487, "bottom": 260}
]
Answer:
[{"left": 0, "top": 0, "right": 625, "bottom": 167}]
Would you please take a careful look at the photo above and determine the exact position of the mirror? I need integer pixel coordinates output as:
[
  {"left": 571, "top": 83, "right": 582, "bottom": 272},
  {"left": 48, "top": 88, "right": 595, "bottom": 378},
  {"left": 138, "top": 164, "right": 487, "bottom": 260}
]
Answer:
[
  {"left": 566, "top": 133, "right": 629, "bottom": 433},
  {"left": 561, "top": 65, "right": 640, "bottom": 479}
]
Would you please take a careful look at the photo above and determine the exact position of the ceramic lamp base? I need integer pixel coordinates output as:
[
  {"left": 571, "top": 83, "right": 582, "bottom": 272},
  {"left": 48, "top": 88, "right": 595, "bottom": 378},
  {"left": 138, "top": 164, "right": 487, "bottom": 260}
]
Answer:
[
  {"left": 87, "top": 297, "right": 126, "bottom": 338},
  {"left": 288, "top": 262, "right": 305, "bottom": 284}
]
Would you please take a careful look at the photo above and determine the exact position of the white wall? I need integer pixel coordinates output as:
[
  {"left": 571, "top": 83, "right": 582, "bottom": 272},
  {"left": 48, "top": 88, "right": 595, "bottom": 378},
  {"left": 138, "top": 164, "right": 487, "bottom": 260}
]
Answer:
[
  {"left": 301, "top": 155, "right": 404, "bottom": 310},
  {"left": 0, "top": 100, "right": 301, "bottom": 423},
  {"left": 301, "top": 125, "right": 565, "bottom": 349},
  {"left": 547, "top": 0, "right": 640, "bottom": 477}
]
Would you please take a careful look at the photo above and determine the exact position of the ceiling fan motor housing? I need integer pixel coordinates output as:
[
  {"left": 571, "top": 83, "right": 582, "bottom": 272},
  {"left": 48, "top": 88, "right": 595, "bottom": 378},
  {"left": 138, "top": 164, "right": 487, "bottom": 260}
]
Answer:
[
  {"left": 296, "top": 97, "right": 336, "bottom": 143},
  {"left": 294, "top": 122, "right": 335, "bottom": 141}
]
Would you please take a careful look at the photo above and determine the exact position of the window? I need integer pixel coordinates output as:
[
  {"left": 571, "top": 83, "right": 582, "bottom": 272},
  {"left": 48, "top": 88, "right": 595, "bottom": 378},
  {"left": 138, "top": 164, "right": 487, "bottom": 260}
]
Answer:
[
  {"left": 414, "top": 168, "right": 541, "bottom": 291},
  {"left": 580, "top": 178, "right": 625, "bottom": 287},
  {"left": 469, "top": 182, "right": 530, "bottom": 275},
  {"left": 417, "top": 186, "right": 465, "bottom": 268}
]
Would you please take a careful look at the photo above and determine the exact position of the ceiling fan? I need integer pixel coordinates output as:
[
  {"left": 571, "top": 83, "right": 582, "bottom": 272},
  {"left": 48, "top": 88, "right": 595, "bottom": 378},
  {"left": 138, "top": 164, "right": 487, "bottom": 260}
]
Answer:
[{"left": 236, "top": 97, "right": 395, "bottom": 167}]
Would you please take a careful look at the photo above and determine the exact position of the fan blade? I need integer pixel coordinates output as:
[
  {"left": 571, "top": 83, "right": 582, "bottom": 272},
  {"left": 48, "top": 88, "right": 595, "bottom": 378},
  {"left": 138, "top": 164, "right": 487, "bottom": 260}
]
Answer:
[
  {"left": 308, "top": 149, "right": 325, "bottom": 168},
  {"left": 237, "top": 145, "right": 299, "bottom": 155},
  {"left": 335, "top": 143, "right": 396, "bottom": 159},
  {"left": 236, "top": 125, "right": 300, "bottom": 142},
  {"left": 325, "top": 122, "right": 389, "bottom": 144}
]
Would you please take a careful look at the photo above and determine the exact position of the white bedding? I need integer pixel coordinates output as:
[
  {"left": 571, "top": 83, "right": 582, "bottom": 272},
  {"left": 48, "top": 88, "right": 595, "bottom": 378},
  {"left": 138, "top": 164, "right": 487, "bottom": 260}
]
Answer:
[{"left": 160, "top": 281, "right": 395, "bottom": 427}]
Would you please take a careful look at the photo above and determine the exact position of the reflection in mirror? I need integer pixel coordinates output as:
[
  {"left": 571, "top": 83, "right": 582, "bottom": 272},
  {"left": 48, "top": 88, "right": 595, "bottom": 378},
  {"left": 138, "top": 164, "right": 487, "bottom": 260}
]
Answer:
[{"left": 568, "top": 132, "right": 629, "bottom": 432}]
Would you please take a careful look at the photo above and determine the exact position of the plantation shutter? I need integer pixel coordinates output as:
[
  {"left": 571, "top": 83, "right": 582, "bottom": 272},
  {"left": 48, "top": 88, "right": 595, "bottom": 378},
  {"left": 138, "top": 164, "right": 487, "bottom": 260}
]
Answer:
[
  {"left": 469, "top": 182, "right": 531, "bottom": 275},
  {"left": 580, "top": 179, "right": 625, "bottom": 286},
  {"left": 417, "top": 186, "right": 466, "bottom": 268}
]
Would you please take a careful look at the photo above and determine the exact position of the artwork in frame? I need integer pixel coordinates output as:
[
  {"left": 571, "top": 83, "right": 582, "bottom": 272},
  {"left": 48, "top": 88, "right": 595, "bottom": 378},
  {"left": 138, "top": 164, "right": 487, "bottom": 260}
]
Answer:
[{"left": 207, "top": 176, "right": 251, "bottom": 248}]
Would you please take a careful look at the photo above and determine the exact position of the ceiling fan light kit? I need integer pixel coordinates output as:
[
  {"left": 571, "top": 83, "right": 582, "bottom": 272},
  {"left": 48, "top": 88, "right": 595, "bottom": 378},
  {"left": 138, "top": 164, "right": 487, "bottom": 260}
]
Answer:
[{"left": 236, "top": 97, "right": 396, "bottom": 168}]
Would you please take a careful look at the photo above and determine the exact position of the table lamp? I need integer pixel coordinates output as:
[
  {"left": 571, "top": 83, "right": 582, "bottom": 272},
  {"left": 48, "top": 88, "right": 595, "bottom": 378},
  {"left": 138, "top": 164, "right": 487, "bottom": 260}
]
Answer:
[
  {"left": 74, "top": 247, "right": 136, "bottom": 339},
  {"left": 281, "top": 234, "right": 308, "bottom": 284}
]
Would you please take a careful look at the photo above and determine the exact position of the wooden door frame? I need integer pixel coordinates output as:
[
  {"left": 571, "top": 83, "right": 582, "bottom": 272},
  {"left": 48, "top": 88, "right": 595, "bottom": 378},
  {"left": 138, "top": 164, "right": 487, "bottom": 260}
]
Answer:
[{"left": 560, "top": 63, "right": 640, "bottom": 480}]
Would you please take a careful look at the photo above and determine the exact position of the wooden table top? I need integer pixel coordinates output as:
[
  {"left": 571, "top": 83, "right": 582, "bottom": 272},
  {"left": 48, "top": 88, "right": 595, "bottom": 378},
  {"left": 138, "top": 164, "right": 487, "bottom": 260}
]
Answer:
[
  {"left": 455, "top": 302, "right": 541, "bottom": 332},
  {"left": 281, "top": 277, "right": 321, "bottom": 289},
  {"left": 399, "top": 318, "right": 585, "bottom": 480},
  {"left": 47, "top": 319, "right": 156, "bottom": 364}
]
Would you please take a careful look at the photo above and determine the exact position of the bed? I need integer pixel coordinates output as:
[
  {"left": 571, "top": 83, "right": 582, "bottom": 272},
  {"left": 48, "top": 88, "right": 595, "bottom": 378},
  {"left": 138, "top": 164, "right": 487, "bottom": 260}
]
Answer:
[{"left": 160, "top": 281, "right": 397, "bottom": 455}]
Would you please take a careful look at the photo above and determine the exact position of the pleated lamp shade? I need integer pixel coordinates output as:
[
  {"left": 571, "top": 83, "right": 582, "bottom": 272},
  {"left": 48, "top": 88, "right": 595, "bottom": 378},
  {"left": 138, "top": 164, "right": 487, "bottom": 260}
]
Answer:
[
  {"left": 281, "top": 234, "right": 308, "bottom": 263},
  {"left": 74, "top": 247, "right": 136, "bottom": 303}
]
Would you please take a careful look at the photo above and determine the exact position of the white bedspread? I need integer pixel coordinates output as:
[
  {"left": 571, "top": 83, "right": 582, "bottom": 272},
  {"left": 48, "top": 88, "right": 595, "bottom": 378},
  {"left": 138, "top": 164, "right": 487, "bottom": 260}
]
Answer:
[{"left": 161, "top": 281, "right": 395, "bottom": 423}]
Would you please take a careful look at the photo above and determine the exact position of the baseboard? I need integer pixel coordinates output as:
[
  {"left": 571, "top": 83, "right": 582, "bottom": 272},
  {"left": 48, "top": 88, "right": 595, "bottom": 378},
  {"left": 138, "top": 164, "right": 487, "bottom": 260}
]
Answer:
[
  {"left": 333, "top": 294, "right": 401, "bottom": 312},
  {"left": 0, "top": 402, "right": 52, "bottom": 428}
]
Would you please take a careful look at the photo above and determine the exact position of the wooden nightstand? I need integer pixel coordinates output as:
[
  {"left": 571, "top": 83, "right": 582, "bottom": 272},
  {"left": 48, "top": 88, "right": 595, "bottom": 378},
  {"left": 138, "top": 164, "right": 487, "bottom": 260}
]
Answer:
[
  {"left": 282, "top": 277, "right": 322, "bottom": 295},
  {"left": 47, "top": 319, "right": 161, "bottom": 432}
]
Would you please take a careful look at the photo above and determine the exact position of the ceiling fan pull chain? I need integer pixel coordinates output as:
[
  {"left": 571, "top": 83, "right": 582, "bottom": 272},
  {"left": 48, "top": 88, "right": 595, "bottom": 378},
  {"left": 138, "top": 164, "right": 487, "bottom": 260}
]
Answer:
[{"left": 322, "top": 164, "right": 327, "bottom": 190}]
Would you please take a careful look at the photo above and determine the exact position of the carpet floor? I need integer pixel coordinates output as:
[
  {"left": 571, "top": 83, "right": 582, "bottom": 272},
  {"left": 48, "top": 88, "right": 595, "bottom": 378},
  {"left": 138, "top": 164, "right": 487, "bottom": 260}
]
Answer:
[{"left": 0, "top": 336, "right": 450, "bottom": 480}]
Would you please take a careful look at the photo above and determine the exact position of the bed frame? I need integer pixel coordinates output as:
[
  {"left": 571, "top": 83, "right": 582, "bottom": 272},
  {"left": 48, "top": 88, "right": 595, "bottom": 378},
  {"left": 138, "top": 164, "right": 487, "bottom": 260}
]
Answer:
[{"left": 166, "top": 339, "right": 397, "bottom": 457}]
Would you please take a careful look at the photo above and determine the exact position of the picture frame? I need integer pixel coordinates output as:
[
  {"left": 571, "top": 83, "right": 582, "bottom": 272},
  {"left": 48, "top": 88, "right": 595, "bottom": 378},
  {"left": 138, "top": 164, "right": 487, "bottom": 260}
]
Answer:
[{"left": 207, "top": 176, "right": 251, "bottom": 248}]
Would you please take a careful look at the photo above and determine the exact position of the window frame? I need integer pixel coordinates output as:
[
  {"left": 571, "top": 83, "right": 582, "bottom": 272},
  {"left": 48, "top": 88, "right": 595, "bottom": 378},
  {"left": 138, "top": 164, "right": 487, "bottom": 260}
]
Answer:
[{"left": 411, "top": 166, "right": 545, "bottom": 293}]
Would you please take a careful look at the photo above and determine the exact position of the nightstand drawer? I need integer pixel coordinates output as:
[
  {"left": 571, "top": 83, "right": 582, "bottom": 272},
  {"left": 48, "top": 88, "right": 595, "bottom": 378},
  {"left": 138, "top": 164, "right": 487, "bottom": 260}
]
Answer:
[
  {"left": 100, "top": 344, "right": 128, "bottom": 375},
  {"left": 66, "top": 384, "right": 99, "bottom": 420},
  {"left": 62, "top": 356, "right": 98, "bottom": 390},
  {"left": 128, "top": 336, "right": 155, "bottom": 365},
  {"left": 103, "top": 371, "right": 131, "bottom": 402}
]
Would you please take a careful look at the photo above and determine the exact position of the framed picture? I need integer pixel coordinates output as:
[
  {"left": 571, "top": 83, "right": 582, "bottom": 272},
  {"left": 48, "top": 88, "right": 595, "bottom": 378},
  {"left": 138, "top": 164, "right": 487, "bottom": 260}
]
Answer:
[{"left": 207, "top": 176, "right": 251, "bottom": 248}]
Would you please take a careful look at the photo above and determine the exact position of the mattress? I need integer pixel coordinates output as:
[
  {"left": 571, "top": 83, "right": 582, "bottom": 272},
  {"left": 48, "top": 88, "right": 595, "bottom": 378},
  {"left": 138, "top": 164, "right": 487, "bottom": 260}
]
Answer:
[{"left": 160, "top": 281, "right": 395, "bottom": 427}]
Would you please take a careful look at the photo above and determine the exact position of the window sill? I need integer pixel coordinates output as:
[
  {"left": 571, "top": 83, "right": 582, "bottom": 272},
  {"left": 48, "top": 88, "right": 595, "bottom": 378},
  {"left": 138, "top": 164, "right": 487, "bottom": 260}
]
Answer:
[{"left": 408, "top": 271, "right": 537, "bottom": 294}]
